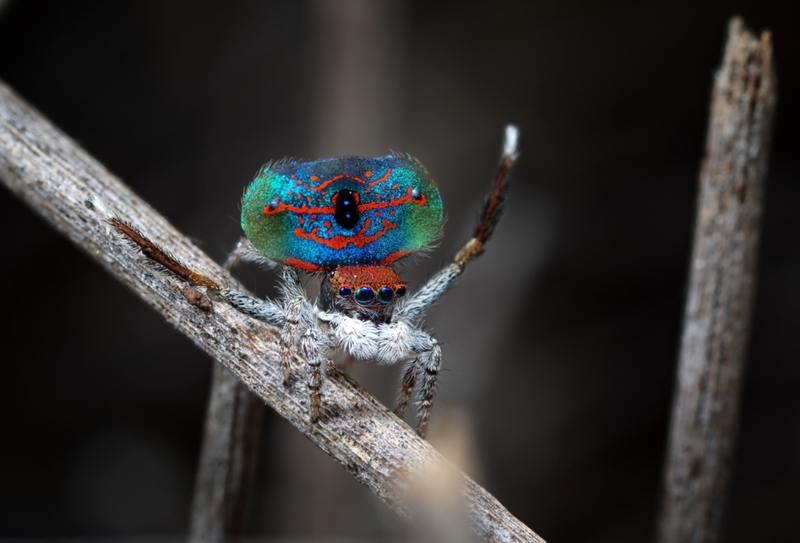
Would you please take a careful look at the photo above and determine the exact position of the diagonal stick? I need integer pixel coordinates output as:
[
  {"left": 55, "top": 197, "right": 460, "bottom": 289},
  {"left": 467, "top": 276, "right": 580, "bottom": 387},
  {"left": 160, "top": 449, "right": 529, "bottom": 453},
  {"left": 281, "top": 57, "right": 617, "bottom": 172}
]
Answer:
[{"left": 0, "top": 79, "right": 545, "bottom": 543}]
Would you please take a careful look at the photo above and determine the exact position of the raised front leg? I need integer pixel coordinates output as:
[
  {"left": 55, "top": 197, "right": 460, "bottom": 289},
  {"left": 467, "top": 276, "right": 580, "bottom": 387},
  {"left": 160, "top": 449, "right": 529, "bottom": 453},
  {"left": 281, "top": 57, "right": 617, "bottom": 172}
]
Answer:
[{"left": 393, "top": 124, "right": 519, "bottom": 324}]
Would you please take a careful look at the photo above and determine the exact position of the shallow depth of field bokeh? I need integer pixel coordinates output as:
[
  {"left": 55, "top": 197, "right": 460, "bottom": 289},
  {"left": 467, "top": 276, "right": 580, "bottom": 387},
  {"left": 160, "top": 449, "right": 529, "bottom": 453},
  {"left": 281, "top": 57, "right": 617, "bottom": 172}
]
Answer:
[{"left": 0, "top": 1, "right": 798, "bottom": 542}]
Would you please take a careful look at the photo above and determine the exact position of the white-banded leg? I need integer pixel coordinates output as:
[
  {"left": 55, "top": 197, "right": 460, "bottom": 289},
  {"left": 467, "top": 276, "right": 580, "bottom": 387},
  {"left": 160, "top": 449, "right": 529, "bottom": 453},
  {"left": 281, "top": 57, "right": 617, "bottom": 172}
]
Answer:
[
  {"left": 415, "top": 344, "right": 442, "bottom": 438},
  {"left": 219, "top": 238, "right": 285, "bottom": 326},
  {"left": 222, "top": 242, "right": 303, "bottom": 384},
  {"left": 393, "top": 340, "right": 441, "bottom": 438},
  {"left": 300, "top": 326, "right": 330, "bottom": 422},
  {"left": 394, "top": 362, "right": 417, "bottom": 422},
  {"left": 393, "top": 124, "right": 519, "bottom": 324},
  {"left": 280, "top": 298, "right": 304, "bottom": 384},
  {"left": 215, "top": 287, "right": 284, "bottom": 326},
  {"left": 374, "top": 320, "right": 442, "bottom": 438},
  {"left": 277, "top": 267, "right": 311, "bottom": 385}
]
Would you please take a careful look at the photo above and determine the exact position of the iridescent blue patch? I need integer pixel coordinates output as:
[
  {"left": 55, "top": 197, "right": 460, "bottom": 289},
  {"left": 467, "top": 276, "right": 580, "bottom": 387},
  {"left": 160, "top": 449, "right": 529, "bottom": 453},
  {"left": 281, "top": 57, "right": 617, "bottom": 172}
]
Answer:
[{"left": 241, "top": 155, "right": 444, "bottom": 270}]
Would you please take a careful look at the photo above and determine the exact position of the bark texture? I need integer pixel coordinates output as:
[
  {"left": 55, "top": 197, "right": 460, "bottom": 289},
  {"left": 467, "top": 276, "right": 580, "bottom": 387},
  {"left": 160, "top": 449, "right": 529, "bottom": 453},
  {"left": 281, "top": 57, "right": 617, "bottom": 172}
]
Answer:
[
  {"left": 658, "top": 18, "right": 776, "bottom": 543},
  {"left": 0, "top": 79, "right": 544, "bottom": 543},
  {"left": 189, "top": 364, "right": 264, "bottom": 542}
]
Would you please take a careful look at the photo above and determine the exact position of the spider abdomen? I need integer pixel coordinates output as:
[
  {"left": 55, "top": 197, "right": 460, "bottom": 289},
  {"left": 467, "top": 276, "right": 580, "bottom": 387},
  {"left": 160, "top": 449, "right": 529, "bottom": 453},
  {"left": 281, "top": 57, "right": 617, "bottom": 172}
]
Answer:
[{"left": 240, "top": 155, "right": 444, "bottom": 271}]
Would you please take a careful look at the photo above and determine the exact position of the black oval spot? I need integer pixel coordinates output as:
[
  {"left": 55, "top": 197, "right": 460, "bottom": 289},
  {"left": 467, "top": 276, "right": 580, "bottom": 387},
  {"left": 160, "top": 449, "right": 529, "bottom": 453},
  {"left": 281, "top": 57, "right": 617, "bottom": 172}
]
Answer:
[
  {"left": 338, "top": 286, "right": 352, "bottom": 298},
  {"left": 354, "top": 286, "right": 375, "bottom": 305},
  {"left": 377, "top": 286, "right": 394, "bottom": 305},
  {"left": 333, "top": 189, "right": 360, "bottom": 229},
  {"left": 395, "top": 285, "right": 407, "bottom": 298}
]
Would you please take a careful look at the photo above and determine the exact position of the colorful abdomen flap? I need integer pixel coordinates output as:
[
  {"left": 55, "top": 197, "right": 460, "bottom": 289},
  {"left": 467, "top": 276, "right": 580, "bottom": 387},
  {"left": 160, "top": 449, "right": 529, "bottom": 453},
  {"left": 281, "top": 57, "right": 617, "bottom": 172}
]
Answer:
[{"left": 241, "top": 155, "right": 444, "bottom": 270}]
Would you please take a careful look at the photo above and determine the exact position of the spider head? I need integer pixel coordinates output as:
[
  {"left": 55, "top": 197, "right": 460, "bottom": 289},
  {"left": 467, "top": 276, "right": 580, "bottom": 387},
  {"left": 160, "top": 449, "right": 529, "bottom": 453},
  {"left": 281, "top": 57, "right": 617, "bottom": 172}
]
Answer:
[{"left": 321, "top": 265, "right": 407, "bottom": 322}]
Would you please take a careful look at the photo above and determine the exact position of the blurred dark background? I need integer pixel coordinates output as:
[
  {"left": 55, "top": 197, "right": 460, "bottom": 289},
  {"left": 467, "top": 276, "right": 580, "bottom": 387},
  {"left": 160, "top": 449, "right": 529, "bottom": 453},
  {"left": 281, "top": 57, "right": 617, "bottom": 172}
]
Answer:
[{"left": 0, "top": 1, "right": 798, "bottom": 541}]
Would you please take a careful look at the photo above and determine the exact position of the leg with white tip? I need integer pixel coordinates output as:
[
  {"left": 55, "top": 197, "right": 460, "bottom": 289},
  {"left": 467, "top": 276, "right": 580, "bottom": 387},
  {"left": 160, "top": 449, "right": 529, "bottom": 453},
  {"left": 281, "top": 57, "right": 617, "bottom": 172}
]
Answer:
[{"left": 393, "top": 125, "right": 519, "bottom": 323}]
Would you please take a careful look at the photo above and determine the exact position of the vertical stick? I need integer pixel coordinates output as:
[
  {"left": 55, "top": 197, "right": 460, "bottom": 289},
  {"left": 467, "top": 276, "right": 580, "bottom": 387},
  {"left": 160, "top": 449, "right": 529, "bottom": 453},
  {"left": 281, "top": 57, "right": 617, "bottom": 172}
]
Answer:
[
  {"left": 189, "top": 364, "right": 265, "bottom": 542},
  {"left": 657, "top": 18, "right": 776, "bottom": 543}
]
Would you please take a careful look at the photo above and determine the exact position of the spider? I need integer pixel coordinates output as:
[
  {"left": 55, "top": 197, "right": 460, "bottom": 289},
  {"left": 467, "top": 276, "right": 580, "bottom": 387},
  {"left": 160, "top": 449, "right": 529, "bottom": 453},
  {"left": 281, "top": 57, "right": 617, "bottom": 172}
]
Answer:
[{"left": 109, "top": 125, "right": 518, "bottom": 438}]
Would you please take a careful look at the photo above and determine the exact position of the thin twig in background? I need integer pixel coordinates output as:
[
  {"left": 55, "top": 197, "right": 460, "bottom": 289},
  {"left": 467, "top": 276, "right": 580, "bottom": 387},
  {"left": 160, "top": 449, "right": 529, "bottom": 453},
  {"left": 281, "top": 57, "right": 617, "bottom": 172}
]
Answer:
[
  {"left": 0, "top": 80, "right": 545, "bottom": 543},
  {"left": 657, "top": 18, "right": 776, "bottom": 543},
  {"left": 189, "top": 363, "right": 264, "bottom": 542}
]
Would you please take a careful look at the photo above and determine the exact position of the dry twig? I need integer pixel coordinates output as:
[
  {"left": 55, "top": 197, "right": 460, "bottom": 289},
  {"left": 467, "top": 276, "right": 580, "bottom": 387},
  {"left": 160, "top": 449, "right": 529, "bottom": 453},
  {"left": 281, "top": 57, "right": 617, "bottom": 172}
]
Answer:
[
  {"left": 658, "top": 18, "right": 776, "bottom": 543},
  {"left": 190, "top": 363, "right": 264, "bottom": 542},
  {"left": 0, "top": 79, "right": 544, "bottom": 543}
]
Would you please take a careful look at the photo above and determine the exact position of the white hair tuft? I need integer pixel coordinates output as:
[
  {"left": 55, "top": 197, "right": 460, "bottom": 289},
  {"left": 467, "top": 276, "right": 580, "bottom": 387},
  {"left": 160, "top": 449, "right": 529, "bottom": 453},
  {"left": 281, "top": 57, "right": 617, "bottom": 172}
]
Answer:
[{"left": 503, "top": 124, "right": 519, "bottom": 157}]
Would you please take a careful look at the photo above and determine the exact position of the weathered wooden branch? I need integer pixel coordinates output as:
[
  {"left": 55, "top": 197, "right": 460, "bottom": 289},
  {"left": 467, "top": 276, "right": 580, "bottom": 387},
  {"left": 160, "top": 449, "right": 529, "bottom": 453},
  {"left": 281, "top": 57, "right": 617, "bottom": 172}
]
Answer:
[
  {"left": 657, "top": 18, "right": 776, "bottom": 543},
  {"left": 0, "top": 79, "right": 544, "bottom": 543}
]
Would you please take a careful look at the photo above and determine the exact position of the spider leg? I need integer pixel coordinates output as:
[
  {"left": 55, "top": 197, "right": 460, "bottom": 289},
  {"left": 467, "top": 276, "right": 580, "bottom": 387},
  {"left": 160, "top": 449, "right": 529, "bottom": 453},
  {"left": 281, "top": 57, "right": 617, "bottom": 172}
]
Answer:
[
  {"left": 393, "top": 125, "right": 519, "bottom": 323},
  {"left": 300, "top": 326, "right": 331, "bottom": 422},
  {"left": 224, "top": 237, "right": 277, "bottom": 271},
  {"left": 109, "top": 218, "right": 219, "bottom": 290},
  {"left": 392, "top": 338, "right": 441, "bottom": 438},
  {"left": 218, "top": 287, "right": 284, "bottom": 326},
  {"left": 394, "top": 363, "right": 417, "bottom": 420},
  {"left": 276, "top": 267, "right": 313, "bottom": 385},
  {"left": 112, "top": 217, "right": 328, "bottom": 421},
  {"left": 277, "top": 270, "right": 333, "bottom": 422},
  {"left": 109, "top": 217, "right": 286, "bottom": 327},
  {"left": 413, "top": 344, "right": 442, "bottom": 438},
  {"left": 368, "top": 320, "right": 441, "bottom": 438}
]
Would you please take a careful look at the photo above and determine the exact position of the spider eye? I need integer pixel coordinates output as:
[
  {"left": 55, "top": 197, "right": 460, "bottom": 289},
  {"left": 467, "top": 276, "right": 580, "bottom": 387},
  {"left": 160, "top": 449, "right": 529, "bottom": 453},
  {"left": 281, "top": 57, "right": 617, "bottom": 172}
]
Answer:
[
  {"left": 354, "top": 286, "right": 375, "bottom": 305},
  {"left": 377, "top": 286, "right": 394, "bottom": 305},
  {"left": 395, "top": 285, "right": 407, "bottom": 298},
  {"left": 333, "top": 189, "right": 360, "bottom": 229},
  {"left": 411, "top": 188, "right": 422, "bottom": 200},
  {"left": 338, "top": 286, "right": 352, "bottom": 298},
  {"left": 268, "top": 197, "right": 280, "bottom": 210}
]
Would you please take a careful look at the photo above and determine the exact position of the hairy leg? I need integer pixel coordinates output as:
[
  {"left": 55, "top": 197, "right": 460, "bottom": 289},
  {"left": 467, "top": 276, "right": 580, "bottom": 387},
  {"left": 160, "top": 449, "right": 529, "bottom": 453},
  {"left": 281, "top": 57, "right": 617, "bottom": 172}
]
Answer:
[
  {"left": 224, "top": 237, "right": 277, "bottom": 271},
  {"left": 394, "top": 362, "right": 416, "bottom": 421},
  {"left": 414, "top": 344, "right": 442, "bottom": 438},
  {"left": 393, "top": 124, "right": 519, "bottom": 324},
  {"left": 108, "top": 217, "right": 286, "bottom": 326},
  {"left": 300, "top": 326, "right": 330, "bottom": 422}
]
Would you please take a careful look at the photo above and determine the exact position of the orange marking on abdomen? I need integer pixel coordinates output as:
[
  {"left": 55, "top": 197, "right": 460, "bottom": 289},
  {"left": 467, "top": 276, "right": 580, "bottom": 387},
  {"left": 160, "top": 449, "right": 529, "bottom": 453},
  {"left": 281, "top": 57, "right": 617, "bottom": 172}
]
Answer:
[
  {"left": 293, "top": 218, "right": 397, "bottom": 250},
  {"left": 368, "top": 168, "right": 391, "bottom": 186},
  {"left": 308, "top": 174, "right": 364, "bottom": 192},
  {"left": 379, "top": 250, "right": 410, "bottom": 265},
  {"left": 283, "top": 258, "right": 323, "bottom": 272},
  {"left": 263, "top": 186, "right": 424, "bottom": 217}
]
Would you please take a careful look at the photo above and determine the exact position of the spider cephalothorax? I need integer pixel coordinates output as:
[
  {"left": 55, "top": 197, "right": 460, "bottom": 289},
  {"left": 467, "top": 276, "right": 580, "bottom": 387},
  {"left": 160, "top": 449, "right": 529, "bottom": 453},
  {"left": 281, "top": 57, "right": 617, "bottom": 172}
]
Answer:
[
  {"left": 320, "top": 266, "right": 407, "bottom": 322},
  {"left": 110, "top": 126, "right": 518, "bottom": 437}
]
